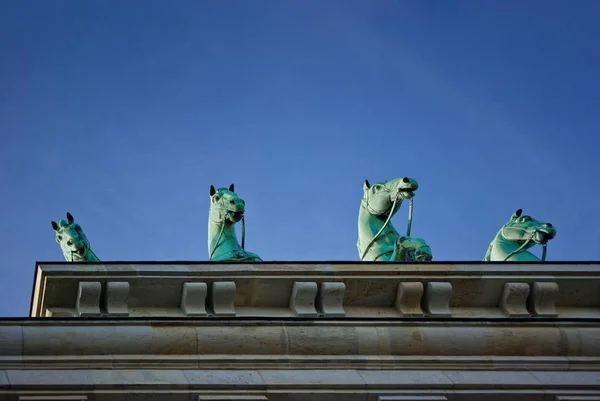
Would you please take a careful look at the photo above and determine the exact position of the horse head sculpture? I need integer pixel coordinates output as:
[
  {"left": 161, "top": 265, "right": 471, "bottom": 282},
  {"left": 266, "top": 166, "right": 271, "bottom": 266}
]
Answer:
[
  {"left": 51, "top": 212, "right": 100, "bottom": 262},
  {"left": 484, "top": 208, "right": 556, "bottom": 262},
  {"left": 208, "top": 184, "right": 262, "bottom": 262},
  {"left": 357, "top": 176, "right": 433, "bottom": 262}
]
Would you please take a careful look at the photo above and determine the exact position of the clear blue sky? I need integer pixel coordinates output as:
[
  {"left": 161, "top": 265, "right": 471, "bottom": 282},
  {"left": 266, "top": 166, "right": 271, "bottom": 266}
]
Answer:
[{"left": 1, "top": 1, "right": 599, "bottom": 317}]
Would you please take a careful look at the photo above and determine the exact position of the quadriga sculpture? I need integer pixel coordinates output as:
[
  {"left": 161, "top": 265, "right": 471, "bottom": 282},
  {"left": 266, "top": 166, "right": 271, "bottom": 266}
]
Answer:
[
  {"left": 208, "top": 184, "right": 262, "bottom": 262},
  {"left": 484, "top": 208, "right": 556, "bottom": 262},
  {"left": 357, "top": 177, "right": 433, "bottom": 262},
  {"left": 51, "top": 212, "right": 100, "bottom": 262}
]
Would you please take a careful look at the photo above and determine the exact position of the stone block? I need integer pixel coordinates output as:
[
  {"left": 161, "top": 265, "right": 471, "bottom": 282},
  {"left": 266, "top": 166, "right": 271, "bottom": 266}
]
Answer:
[
  {"left": 105, "top": 281, "right": 130, "bottom": 317},
  {"left": 181, "top": 282, "right": 208, "bottom": 317},
  {"left": 45, "top": 308, "right": 77, "bottom": 317},
  {"left": 499, "top": 282, "right": 530, "bottom": 317},
  {"left": 76, "top": 281, "right": 102, "bottom": 317},
  {"left": 394, "top": 282, "right": 424, "bottom": 316},
  {"left": 316, "top": 282, "right": 346, "bottom": 317},
  {"left": 18, "top": 396, "right": 88, "bottom": 400},
  {"left": 198, "top": 396, "right": 268, "bottom": 400},
  {"left": 259, "top": 369, "right": 364, "bottom": 388},
  {"left": 528, "top": 281, "right": 559, "bottom": 317},
  {"left": 288, "top": 282, "right": 318, "bottom": 317},
  {"left": 378, "top": 397, "right": 448, "bottom": 401},
  {"left": 423, "top": 282, "right": 452, "bottom": 317},
  {"left": 183, "top": 369, "right": 266, "bottom": 388},
  {"left": 211, "top": 281, "right": 236, "bottom": 317},
  {"left": 0, "top": 325, "right": 23, "bottom": 356}
]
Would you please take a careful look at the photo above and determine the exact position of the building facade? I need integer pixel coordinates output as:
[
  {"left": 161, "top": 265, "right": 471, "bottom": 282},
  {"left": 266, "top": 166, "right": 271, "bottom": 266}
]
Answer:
[{"left": 1, "top": 261, "right": 599, "bottom": 400}]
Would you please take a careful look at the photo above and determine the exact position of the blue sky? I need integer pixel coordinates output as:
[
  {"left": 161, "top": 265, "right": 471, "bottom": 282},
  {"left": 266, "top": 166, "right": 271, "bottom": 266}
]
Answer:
[{"left": 1, "top": 1, "right": 599, "bottom": 317}]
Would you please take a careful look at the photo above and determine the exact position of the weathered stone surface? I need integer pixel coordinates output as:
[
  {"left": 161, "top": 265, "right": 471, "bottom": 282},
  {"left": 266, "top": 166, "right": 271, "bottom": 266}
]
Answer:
[
  {"left": 184, "top": 370, "right": 266, "bottom": 388},
  {"left": 260, "top": 369, "right": 366, "bottom": 389},
  {"left": 499, "top": 283, "right": 530, "bottom": 317},
  {"left": 0, "top": 325, "right": 22, "bottom": 356},
  {"left": 22, "top": 325, "right": 154, "bottom": 356}
]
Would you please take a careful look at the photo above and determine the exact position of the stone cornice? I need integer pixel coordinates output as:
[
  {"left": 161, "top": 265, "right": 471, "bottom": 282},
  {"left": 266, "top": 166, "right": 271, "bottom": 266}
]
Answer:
[
  {"left": 30, "top": 262, "right": 600, "bottom": 319},
  {"left": 1, "top": 319, "right": 599, "bottom": 370}
]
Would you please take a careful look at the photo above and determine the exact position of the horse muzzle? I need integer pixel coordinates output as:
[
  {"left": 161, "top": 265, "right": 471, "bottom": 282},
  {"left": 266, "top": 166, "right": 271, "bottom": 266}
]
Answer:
[
  {"left": 534, "top": 229, "right": 555, "bottom": 244},
  {"left": 228, "top": 211, "right": 244, "bottom": 222}
]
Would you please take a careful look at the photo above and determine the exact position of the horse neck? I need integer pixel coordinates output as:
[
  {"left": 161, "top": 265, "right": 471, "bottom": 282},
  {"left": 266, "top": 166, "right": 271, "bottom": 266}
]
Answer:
[
  {"left": 357, "top": 203, "right": 400, "bottom": 243},
  {"left": 490, "top": 229, "right": 537, "bottom": 260},
  {"left": 207, "top": 210, "right": 238, "bottom": 250}
]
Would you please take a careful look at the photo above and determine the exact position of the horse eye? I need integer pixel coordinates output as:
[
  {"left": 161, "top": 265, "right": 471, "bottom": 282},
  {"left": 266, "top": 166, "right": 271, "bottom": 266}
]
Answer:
[{"left": 57, "top": 236, "right": 62, "bottom": 241}]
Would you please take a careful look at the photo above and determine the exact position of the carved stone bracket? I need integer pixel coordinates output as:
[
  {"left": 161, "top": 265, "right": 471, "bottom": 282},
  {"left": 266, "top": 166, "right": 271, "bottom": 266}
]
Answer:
[
  {"left": 211, "top": 281, "right": 236, "bottom": 317},
  {"left": 105, "top": 281, "right": 129, "bottom": 317},
  {"left": 181, "top": 282, "right": 208, "bottom": 317},
  {"left": 317, "top": 282, "right": 346, "bottom": 317},
  {"left": 289, "top": 281, "right": 318, "bottom": 317},
  {"left": 500, "top": 282, "right": 531, "bottom": 317},
  {"left": 75, "top": 281, "right": 102, "bottom": 317},
  {"left": 395, "top": 282, "right": 425, "bottom": 316},
  {"left": 528, "top": 281, "right": 559, "bottom": 317},
  {"left": 423, "top": 282, "right": 452, "bottom": 317}
]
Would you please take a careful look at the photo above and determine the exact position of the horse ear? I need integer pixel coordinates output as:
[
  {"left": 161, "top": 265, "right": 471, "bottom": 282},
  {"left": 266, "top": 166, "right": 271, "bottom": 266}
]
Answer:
[
  {"left": 363, "top": 179, "right": 371, "bottom": 191},
  {"left": 210, "top": 185, "right": 216, "bottom": 197},
  {"left": 228, "top": 183, "right": 234, "bottom": 192},
  {"left": 512, "top": 209, "right": 523, "bottom": 219},
  {"left": 51, "top": 221, "right": 59, "bottom": 231},
  {"left": 66, "top": 212, "right": 74, "bottom": 223}
]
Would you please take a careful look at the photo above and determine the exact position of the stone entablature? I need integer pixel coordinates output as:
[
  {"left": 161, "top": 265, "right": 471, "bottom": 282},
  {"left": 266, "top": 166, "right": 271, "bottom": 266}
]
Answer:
[
  {"left": 1, "top": 262, "right": 598, "bottom": 400},
  {"left": 30, "top": 262, "right": 600, "bottom": 319}
]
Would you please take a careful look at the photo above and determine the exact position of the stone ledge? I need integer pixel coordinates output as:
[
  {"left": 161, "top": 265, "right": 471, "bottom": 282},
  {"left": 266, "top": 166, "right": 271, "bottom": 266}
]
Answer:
[
  {"left": 31, "top": 263, "right": 600, "bottom": 319},
  {"left": 1, "top": 320, "right": 600, "bottom": 369},
  {"left": 1, "top": 369, "right": 600, "bottom": 392}
]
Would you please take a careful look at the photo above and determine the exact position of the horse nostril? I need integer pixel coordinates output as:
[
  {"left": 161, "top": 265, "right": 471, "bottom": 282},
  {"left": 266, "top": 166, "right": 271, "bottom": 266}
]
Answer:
[
  {"left": 67, "top": 241, "right": 73, "bottom": 246},
  {"left": 241, "top": 200, "right": 245, "bottom": 205},
  {"left": 546, "top": 223, "right": 553, "bottom": 228},
  {"left": 402, "top": 177, "right": 410, "bottom": 183}
]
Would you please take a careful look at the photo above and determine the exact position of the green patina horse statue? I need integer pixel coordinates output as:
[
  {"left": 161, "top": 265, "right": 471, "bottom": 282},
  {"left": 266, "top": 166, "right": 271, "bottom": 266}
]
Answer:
[
  {"left": 51, "top": 212, "right": 100, "bottom": 262},
  {"left": 484, "top": 208, "right": 556, "bottom": 262},
  {"left": 357, "top": 177, "right": 433, "bottom": 262},
  {"left": 208, "top": 184, "right": 262, "bottom": 262}
]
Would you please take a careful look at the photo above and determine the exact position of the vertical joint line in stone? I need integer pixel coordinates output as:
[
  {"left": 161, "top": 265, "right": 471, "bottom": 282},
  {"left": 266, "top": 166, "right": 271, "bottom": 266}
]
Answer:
[
  {"left": 289, "top": 281, "right": 319, "bottom": 317},
  {"left": 395, "top": 281, "right": 425, "bottom": 316},
  {"left": 423, "top": 282, "right": 452, "bottom": 317},
  {"left": 316, "top": 281, "right": 346, "bottom": 317},
  {"left": 211, "top": 281, "right": 236, "bottom": 317},
  {"left": 528, "top": 281, "right": 559, "bottom": 317},
  {"left": 105, "top": 281, "right": 130, "bottom": 317},
  {"left": 181, "top": 282, "right": 208, "bottom": 317},
  {"left": 499, "top": 282, "right": 531, "bottom": 317},
  {"left": 76, "top": 281, "right": 102, "bottom": 317}
]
